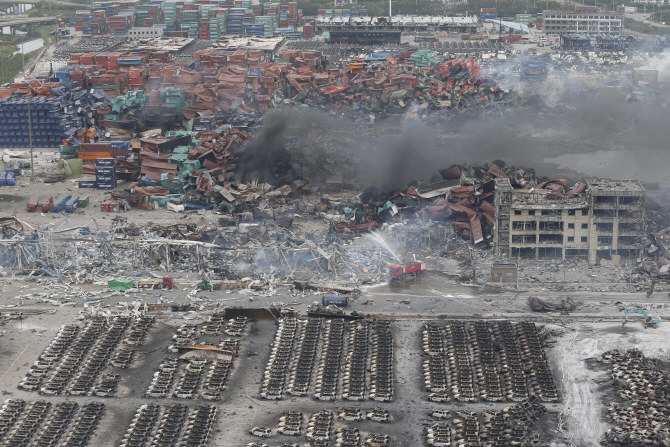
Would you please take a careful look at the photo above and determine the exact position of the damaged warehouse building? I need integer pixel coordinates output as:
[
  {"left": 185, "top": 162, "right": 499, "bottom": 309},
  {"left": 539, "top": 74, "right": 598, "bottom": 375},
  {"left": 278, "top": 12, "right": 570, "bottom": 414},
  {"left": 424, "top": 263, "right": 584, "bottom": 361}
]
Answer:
[{"left": 494, "top": 178, "right": 646, "bottom": 263}]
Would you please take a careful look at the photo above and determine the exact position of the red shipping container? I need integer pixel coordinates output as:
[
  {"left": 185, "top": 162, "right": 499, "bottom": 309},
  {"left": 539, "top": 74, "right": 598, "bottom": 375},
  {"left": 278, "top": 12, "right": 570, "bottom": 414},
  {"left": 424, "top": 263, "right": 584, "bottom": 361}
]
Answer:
[
  {"left": 41, "top": 196, "right": 53, "bottom": 213},
  {"left": 27, "top": 196, "right": 38, "bottom": 212},
  {"left": 101, "top": 200, "right": 114, "bottom": 212}
]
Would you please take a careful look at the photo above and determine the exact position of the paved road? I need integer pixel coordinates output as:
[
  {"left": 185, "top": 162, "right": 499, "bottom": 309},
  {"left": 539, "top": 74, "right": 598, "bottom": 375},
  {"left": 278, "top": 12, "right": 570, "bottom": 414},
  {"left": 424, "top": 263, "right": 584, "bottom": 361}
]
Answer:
[
  {"left": 628, "top": 10, "right": 670, "bottom": 28},
  {"left": 42, "top": 0, "right": 90, "bottom": 7},
  {"left": 0, "top": 15, "right": 55, "bottom": 26}
]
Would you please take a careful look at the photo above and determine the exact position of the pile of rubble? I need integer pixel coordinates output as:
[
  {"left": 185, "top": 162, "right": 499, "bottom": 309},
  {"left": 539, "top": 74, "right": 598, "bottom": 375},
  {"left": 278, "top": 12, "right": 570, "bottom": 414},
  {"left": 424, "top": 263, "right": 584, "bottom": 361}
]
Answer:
[{"left": 14, "top": 45, "right": 527, "bottom": 141}]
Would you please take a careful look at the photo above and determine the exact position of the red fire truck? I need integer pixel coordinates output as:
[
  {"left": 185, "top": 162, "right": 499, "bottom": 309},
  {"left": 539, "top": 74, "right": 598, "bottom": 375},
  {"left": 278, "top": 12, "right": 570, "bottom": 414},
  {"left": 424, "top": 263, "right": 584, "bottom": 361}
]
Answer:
[{"left": 390, "top": 261, "right": 426, "bottom": 279}]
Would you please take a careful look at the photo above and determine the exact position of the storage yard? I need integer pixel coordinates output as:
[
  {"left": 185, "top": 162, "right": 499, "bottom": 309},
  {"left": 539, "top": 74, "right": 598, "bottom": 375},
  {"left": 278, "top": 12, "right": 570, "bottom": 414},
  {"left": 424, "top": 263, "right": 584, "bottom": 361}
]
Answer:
[{"left": 3, "top": 0, "right": 670, "bottom": 445}]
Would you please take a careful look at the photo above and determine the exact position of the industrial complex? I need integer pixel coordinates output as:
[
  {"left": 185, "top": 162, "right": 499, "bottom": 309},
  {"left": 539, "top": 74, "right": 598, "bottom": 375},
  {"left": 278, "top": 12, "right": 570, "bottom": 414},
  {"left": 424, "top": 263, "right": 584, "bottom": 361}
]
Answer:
[{"left": 0, "top": 1, "right": 669, "bottom": 447}]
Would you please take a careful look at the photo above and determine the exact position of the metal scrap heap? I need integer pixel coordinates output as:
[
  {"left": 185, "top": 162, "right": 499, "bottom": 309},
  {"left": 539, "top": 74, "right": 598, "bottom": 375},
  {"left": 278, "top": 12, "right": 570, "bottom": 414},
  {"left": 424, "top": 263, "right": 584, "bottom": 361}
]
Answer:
[{"left": 188, "top": 49, "right": 514, "bottom": 121}]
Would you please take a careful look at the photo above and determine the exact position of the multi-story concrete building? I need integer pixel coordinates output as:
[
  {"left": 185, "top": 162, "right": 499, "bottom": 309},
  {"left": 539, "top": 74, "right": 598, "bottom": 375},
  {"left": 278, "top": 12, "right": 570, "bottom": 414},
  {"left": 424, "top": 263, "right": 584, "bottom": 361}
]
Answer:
[
  {"left": 494, "top": 178, "right": 645, "bottom": 264},
  {"left": 315, "top": 16, "right": 480, "bottom": 35},
  {"left": 128, "top": 27, "right": 164, "bottom": 39},
  {"left": 542, "top": 7, "right": 623, "bottom": 36}
]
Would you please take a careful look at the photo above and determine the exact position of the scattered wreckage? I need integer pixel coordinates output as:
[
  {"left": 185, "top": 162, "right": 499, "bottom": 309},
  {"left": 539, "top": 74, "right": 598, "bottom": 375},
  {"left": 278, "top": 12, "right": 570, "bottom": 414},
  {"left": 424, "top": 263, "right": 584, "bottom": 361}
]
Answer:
[{"left": 527, "top": 296, "right": 579, "bottom": 312}]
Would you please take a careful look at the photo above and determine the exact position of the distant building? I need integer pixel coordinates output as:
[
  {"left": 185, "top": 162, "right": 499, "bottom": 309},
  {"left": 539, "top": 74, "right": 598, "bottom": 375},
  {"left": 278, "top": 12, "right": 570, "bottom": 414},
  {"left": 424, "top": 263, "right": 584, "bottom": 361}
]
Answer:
[
  {"left": 491, "top": 263, "right": 518, "bottom": 285},
  {"left": 128, "top": 27, "right": 164, "bottom": 39},
  {"left": 542, "top": 7, "right": 623, "bottom": 36},
  {"left": 494, "top": 178, "right": 645, "bottom": 265},
  {"left": 315, "top": 16, "right": 480, "bottom": 35}
]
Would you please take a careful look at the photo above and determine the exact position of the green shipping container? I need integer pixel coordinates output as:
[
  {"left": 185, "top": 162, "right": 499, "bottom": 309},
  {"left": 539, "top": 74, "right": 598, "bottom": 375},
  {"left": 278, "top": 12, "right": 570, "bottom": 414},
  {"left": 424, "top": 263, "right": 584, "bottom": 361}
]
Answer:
[
  {"left": 77, "top": 196, "right": 89, "bottom": 208},
  {"left": 59, "top": 145, "right": 76, "bottom": 154},
  {"left": 108, "top": 280, "right": 134, "bottom": 290},
  {"left": 92, "top": 82, "right": 121, "bottom": 89}
]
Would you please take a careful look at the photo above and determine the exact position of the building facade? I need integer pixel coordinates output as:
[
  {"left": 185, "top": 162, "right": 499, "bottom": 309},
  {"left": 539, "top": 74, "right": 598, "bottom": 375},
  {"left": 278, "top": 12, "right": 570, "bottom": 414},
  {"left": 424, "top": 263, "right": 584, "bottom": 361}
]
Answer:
[
  {"left": 315, "top": 16, "right": 480, "bottom": 35},
  {"left": 128, "top": 27, "right": 164, "bottom": 39},
  {"left": 542, "top": 7, "right": 623, "bottom": 36},
  {"left": 494, "top": 178, "right": 645, "bottom": 264}
]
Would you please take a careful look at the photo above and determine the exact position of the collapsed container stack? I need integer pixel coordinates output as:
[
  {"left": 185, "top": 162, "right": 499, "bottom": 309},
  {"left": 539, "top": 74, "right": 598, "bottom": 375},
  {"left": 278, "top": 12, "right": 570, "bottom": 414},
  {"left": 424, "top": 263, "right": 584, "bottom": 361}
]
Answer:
[
  {"left": 93, "top": 52, "right": 124, "bottom": 71},
  {"left": 88, "top": 71, "right": 129, "bottom": 96},
  {"left": 160, "top": 87, "right": 186, "bottom": 117},
  {"left": 409, "top": 49, "right": 432, "bottom": 68}
]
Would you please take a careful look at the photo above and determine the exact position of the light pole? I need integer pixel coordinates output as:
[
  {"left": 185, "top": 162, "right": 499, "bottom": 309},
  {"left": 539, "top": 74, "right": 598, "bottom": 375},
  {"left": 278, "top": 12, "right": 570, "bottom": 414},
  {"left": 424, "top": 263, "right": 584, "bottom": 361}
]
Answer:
[{"left": 27, "top": 96, "right": 33, "bottom": 179}]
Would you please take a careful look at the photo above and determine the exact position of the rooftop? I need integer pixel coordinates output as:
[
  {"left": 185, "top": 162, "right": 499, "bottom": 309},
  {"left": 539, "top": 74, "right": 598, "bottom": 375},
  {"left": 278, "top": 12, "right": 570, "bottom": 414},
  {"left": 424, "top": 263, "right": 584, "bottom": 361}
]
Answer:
[
  {"left": 315, "top": 15, "right": 479, "bottom": 25},
  {"left": 115, "top": 36, "right": 194, "bottom": 53},
  {"left": 587, "top": 179, "right": 646, "bottom": 195},
  {"left": 543, "top": 9, "right": 620, "bottom": 14},
  {"left": 207, "top": 36, "right": 285, "bottom": 51}
]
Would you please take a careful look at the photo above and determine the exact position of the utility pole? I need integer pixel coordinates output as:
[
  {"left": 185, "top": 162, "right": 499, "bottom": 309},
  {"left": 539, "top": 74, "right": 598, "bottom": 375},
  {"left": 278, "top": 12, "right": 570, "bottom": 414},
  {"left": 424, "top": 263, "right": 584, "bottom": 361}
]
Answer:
[{"left": 389, "top": 0, "right": 391, "bottom": 18}]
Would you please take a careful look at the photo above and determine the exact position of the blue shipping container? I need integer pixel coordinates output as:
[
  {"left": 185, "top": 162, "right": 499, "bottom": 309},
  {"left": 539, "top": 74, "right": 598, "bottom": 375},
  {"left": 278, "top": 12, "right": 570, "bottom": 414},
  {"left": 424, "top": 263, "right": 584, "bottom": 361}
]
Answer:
[
  {"left": 52, "top": 195, "right": 71, "bottom": 212},
  {"left": 79, "top": 180, "right": 97, "bottom": 188},
  {"left": 95, "top": 157, "right": 115, "bottom": 166}
]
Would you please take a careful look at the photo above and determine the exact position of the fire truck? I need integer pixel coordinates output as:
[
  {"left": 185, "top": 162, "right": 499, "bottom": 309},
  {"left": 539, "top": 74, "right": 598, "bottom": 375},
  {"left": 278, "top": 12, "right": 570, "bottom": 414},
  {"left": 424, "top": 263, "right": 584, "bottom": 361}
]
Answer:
[{"left": 389, "top": 261, "right": 426, "bottom": 279}]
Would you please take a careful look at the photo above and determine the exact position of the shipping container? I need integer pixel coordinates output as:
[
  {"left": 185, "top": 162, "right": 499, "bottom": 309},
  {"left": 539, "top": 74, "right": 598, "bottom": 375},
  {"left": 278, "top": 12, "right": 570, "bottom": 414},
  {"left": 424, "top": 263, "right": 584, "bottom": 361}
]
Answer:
[{"left": 41, "top": 196, "right": 53, "bottom": 213}]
